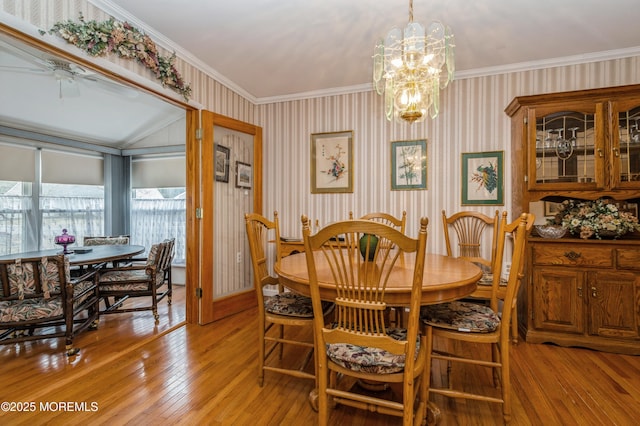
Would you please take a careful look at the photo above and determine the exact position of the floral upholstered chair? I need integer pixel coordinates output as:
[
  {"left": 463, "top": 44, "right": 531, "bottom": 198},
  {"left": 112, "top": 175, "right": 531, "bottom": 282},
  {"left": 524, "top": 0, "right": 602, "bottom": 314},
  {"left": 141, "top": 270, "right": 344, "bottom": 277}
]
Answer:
[
  {"left": 83, "top": 235, "right": 130, "bottom": 246},
  {"left": 97, "top": 241, "right": 170, "bottom": 322},
  {"left": 302, "top": 215, "right": 429, "bottom": 425},
  {"left": 245, "top": 212, "right": 334, "bottom": 387},
  {"left": 421, "top": 212, "right": 534, "bottom": 424},
  {"left": 81, "top": 235, "right": 132, "bottom": 272},
  {"left": 0, "top": 254, "right": 101, "bottom": 356}
]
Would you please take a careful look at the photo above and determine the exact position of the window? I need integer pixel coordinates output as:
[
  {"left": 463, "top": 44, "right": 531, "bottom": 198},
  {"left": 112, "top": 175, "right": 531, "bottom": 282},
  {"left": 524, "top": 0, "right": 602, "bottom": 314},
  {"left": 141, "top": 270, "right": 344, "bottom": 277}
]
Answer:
[
  {"left": 40, "top": 183, "right": 104, "bottom": 250},
  {"left": 0, "top": 180, "right": 32, "bottom": 254},
  {"left": 0, "top": 144, "right": 105, "bottom": 255},
  {"left": 131, "top": 156, "right": 185, "bottom": 264}
]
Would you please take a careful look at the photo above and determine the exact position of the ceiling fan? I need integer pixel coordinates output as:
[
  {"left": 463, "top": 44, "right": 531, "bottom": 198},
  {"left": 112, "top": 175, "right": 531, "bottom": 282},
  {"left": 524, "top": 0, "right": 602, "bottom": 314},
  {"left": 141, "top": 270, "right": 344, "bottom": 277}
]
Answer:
[{"left": 0, "top": 38, "right": 138, "bottom": 99}]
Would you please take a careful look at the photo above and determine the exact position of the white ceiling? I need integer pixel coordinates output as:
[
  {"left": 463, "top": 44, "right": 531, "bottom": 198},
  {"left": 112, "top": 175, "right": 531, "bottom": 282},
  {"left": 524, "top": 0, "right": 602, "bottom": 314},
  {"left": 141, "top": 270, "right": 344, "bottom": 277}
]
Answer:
[
  {"left": 102, "top": 0, "right": 640, "bottom": 101},
  {"left": 2, "top": 0, "right": 640, "bottom": 148},
  {"left": 0, "top": 33, "right": 184, "bottom": 149}
]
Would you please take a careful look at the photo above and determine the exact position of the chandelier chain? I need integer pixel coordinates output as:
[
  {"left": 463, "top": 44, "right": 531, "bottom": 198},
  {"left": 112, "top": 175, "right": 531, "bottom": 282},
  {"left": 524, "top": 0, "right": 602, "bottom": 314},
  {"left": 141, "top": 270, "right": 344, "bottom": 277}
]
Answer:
[{"left": 408, "top": 0, "right": 413, "bottom": 23}]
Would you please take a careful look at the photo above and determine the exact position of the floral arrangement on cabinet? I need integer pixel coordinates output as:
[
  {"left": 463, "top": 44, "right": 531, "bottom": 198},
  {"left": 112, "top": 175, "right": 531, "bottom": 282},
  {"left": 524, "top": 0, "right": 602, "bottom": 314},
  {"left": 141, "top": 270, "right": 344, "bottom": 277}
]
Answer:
[{"left": 548, "top": 198, "right": 640, "bottom": 239}]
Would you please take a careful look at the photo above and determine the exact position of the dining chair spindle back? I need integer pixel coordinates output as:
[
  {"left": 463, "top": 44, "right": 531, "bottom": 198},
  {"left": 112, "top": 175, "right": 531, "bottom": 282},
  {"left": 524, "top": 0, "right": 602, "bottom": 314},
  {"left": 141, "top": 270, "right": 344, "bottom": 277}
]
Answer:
[
  {"left": 422, "top": 212, "right": 534, "bottom": 423},
  {"left": 442, "top": 210, "right": 521, "bottom": 343},
  {"left": 245, "top": 212, "right": 334, "bottom": 387},
  {"left": 302, "top": 215, "right": 429, "bottom": 426}
]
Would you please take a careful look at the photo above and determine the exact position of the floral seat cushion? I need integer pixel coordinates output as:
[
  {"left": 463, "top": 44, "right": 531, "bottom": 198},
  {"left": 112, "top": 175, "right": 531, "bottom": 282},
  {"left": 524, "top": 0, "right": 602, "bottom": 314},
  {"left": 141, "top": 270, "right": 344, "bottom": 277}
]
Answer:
[
  {"left": 421, "top": 301, "right": 500, "bottom": 333},
  {"left": 265, "top": 293, "right": 315, "bottom": 317},
  {"left": 476, "top": 273, "right": 508, "bottom": 287},
  {"left": 98, "top": 269, "right": 160, "bottom": 291},
  {"left": 327, "top": 328, "right": 419, "bottom": 375},
  {"left": 0, "top": 280, "right": 94, "bottom": 323}
]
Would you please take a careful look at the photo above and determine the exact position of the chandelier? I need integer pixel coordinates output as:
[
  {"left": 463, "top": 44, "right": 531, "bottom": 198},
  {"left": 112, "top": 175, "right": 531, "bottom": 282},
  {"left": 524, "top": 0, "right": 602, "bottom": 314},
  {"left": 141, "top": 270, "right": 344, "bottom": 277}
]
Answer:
[{"left": 373, "top": 0, "right": 455, "bottom": 123}]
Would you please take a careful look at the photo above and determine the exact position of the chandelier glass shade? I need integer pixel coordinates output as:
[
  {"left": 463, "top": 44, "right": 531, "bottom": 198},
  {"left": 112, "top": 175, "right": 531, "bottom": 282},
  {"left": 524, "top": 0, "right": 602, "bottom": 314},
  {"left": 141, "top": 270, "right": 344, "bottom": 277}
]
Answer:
[{"left": 373, "top": 0, "right": 455, "bottom": 123}]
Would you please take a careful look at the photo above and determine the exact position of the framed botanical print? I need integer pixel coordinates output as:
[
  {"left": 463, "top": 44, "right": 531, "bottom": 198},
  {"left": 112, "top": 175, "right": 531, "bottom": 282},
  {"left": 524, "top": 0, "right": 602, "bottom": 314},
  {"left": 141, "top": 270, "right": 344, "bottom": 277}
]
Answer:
[
  {"left": 310, "top": 130, "right": 353, "bottom": 193},
  {"left": 391, "top": 139, "right": 428, "bottom": 190},
  {"left": 215, "top": 144, "right": 230, "bottom": 183},
  {"left": 461, "top": 151, "right": 504, "bottom": 205}
]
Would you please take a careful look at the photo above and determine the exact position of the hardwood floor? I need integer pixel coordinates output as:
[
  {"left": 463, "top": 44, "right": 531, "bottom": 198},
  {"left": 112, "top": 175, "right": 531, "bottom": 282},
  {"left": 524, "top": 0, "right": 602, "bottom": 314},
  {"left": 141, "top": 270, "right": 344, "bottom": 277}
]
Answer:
[{"left": 1, "top": 287, "right": 639, "bottom": 425}]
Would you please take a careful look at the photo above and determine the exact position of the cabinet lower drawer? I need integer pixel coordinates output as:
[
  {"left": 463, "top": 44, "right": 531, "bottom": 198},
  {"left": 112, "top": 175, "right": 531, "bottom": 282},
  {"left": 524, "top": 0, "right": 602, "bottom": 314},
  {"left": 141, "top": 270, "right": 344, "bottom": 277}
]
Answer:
[
  {"left": 532, "top": 245, "right": 613, "bottom": 267},
  {"left": 617, "top": 249, "right": 640, "bottom": 270}
]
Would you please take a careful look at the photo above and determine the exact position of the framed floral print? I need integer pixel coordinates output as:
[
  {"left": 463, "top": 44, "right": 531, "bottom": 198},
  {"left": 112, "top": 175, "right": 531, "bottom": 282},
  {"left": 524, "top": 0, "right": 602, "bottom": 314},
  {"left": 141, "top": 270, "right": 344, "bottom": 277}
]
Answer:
[
  {"left": 311, "top": 130, "right": 353, "bottom": 193},
  {"left": 461, "top": 151, "right": 504, "bottom": 205},
  {"left": 215, "top": 144, "right": 230, "bottom": 183},
  {"left": 391, "top": 139, "right": 428, "bottom": 190}
]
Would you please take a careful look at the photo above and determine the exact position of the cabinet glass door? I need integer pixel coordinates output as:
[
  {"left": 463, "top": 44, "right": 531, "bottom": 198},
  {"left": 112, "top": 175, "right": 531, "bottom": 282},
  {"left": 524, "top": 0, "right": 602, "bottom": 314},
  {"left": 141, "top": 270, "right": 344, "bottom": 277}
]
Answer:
[
  {"left": 614, "top": 104, "right": 640, "bottom": 188},
  {"left": 534, "top": 111, "right": 596, "bottom": 185}
]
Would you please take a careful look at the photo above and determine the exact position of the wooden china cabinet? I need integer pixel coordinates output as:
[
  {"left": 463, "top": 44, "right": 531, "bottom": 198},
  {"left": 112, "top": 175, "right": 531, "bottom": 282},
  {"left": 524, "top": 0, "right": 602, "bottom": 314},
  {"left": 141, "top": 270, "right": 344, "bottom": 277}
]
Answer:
[{"left": 506, "top": 84, "right": 640, "bottom": 355}]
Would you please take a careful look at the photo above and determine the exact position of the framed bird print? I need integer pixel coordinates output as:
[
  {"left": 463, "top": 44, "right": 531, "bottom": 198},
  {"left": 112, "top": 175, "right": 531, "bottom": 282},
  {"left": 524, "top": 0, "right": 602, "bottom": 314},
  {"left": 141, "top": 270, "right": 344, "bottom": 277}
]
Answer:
[{"left": 461, "top": 151, "right": 504, "bottom": 205}]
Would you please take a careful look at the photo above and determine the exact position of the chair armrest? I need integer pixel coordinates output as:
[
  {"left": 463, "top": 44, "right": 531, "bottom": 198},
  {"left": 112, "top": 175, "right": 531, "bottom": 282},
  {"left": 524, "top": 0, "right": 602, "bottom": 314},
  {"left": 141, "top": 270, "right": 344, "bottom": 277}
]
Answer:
[
  {"left": 100, "top": 264, "right": 159, "bottom": 276},
  {"left": 71, "top": 262, "right": 105, "bottom": 284}
]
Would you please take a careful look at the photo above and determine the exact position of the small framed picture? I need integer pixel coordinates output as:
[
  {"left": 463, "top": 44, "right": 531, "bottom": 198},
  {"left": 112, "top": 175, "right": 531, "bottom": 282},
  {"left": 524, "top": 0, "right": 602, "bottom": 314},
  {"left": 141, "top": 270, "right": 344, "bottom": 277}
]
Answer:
[
  {"left": 235, "top": 161, "right": 252, "bottom": 189},
  {"left": 461, "top": 151, "right": 504, "bottom": 205},
  {"left": 215, "top": 144, "right": 230, "bottom": 183},
  {"left": 311, "top": 130, "right": 353, "bottom": 193},
  {"left": 544, "top": 201, "right": 562, "bottom": 217},
  {"left": 391, "top": 139, "right": 427, "bottom": 190}
]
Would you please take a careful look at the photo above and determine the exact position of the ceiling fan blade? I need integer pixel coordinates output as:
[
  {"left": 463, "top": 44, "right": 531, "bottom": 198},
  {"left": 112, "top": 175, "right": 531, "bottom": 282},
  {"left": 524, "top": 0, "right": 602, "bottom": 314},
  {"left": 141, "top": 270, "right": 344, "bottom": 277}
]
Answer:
[
  {"left": 81, "top": 75, "right": 140, "bottom": 99},
  {"left": 0, "top": 64, "right": 50, "bottom": 75}
]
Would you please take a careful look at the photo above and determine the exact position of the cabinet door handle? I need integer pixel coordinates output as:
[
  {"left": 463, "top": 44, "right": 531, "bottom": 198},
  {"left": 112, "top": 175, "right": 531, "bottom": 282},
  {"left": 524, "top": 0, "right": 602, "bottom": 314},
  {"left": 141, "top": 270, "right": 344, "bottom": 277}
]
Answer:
[
  {"left": 591, "top": 286, "right": 597, "bottom": 298},
  {"left": 564, "top": 251, "right": 582, "bottom": 260},
  {"left": 597, "top": 148, "right": 604, "bottom": 158},
  {"left": 578, "top": 286, "right": 583, "bottom": 298},
  {"left": 612, "top": 147, "right": 620, "bottom": 157}
]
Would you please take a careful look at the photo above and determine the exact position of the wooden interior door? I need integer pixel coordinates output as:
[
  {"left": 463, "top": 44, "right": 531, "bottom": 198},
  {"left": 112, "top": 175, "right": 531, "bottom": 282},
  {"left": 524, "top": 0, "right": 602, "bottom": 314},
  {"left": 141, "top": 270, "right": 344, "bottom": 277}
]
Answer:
[{"left": 197, "top": 110, "right": 262, "bottom": 324}]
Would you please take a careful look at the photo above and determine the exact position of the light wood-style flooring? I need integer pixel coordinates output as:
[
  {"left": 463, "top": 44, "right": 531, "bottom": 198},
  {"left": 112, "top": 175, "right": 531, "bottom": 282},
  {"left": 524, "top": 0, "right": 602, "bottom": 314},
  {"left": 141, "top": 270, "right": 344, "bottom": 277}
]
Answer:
[{"left": 1, "top": 286, "right": 639, "bottom": 425}]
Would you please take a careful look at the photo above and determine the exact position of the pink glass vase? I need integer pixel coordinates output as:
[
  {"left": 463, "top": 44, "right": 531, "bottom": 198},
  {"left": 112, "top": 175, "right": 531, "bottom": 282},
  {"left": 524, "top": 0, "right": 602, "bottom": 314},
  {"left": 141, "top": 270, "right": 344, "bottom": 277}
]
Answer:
[{"left": 54, "top": 229, "right": 76, "bottom": 254}]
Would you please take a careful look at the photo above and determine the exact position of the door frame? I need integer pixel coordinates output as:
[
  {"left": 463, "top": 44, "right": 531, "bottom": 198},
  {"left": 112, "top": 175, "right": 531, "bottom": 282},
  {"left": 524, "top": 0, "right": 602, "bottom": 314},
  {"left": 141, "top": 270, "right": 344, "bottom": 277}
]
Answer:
[
  {"left": 0, "top": 24, "right": 199, "bottom": 324},
  {"left": 191, "top": 110, "right": 262, "bottom": 324}
]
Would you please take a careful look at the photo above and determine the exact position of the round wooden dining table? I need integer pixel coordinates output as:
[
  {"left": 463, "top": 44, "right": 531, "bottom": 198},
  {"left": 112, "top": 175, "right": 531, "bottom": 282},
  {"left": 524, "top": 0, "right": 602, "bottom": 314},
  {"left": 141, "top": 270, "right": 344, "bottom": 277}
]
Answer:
[
  {"left": 275, "top": 251, "right": 482, "bottom": 306},
  {"left": 275, "top": 250, "right": 482, "bottom": 421}
]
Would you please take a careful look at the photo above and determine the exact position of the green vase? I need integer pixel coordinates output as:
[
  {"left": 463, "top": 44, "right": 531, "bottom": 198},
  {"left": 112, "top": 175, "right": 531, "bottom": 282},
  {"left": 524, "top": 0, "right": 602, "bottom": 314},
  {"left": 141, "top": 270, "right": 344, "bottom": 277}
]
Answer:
[{"left": 359, "top": 234, "right": 378, "bottom": 261}]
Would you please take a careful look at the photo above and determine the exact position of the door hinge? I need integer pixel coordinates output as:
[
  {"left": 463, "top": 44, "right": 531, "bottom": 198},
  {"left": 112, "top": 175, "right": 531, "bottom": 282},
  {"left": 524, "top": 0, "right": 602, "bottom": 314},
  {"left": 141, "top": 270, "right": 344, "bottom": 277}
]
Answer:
[
  {"left": 196, "top": 287, "right": 203, "bottom": 298},
  {"left": 196, "top": 207, "right": 203, "bottom": 219},
  {"left": 195, "top": 128, "right": 203, "bottom": 140}
]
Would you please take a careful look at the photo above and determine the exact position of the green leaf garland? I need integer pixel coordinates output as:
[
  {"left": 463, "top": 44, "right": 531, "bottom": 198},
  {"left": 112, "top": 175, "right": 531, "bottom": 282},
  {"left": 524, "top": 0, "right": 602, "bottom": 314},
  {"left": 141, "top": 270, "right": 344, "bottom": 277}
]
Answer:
[{"left": 41, "top": 13, "right": 191, "bottom": 100}]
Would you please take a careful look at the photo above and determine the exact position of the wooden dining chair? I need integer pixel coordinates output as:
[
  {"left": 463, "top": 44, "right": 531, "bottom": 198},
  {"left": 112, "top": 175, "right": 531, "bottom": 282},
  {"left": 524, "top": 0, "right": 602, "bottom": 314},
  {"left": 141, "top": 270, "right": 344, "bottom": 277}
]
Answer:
[
  {"left": 159, "top": 238, "right": 175, "bottom": 304},
  {"left": 245, "top": 212, "right": 334, "bottom": 387},
  {"left": 83, "top": 235, "right": 130, "bottom": 246},
  {"left": 350, "top": 211, "right": 407, "bottom": 233},
  {"left": 422, "top": 212, "right": 534, "bottom": 424},
  {"left": 0, "top": 254, "right": 101, "bottom": 356},
  {"left": 81, "top": 235, "right": 132, "bottom": 272},
  {"left": 97, "top": 240, "right": 170, "bottom": 322},
  {"left": 302, "top": 215, "right": 429, "bottom": 426},
  {"left": 350, "top": 211, "right": 408, "bottom": 326},
  {"left": 442, "top": 209, "right": 521, "bottom": 343}
]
